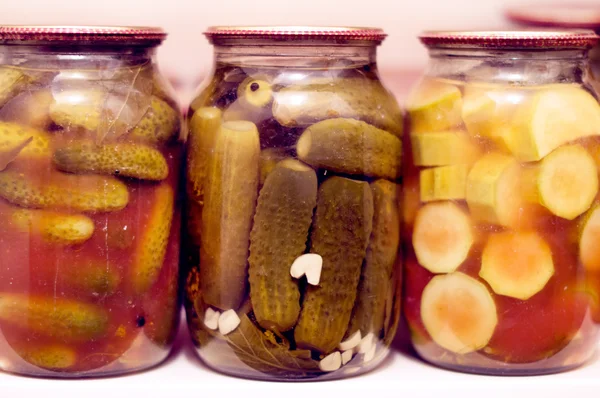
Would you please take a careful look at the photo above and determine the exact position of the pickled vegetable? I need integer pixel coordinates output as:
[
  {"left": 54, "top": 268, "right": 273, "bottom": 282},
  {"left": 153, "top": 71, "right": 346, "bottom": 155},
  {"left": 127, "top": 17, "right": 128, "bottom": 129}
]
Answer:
[
  {"left": 0, "top": 121, "right": 51, "bottom": 168},
  {"left": 507, "top": 85, "right": 600, "bottom": 161},
  {"left": 200, "top": 121, "right": 260, "bottom": 310},
  {"left": 129, "top": 96, "right": 180, "bottom": 144},
  {"left": 413, "top": 202, "right": 473, "bottom": 274},
  {"left": 296, "top": 118, "right": 402, "bottom": 180},
  {"left": 406, "top": 80, "right": 462, "bottom": 133},
  {"left": 53, "top": 141, "right": 169, "bottom": 181},
  {"left": 526, "top": 144, "right": 598, "bottom": 220},
  {"left": 16, "top": 345, "right": 77, "bottom": 370},
  {"left": 420, "top": 164, "right": 469, "bottom": 202},
  {"left": 579, "top": 204, "right": 600, "bottom": 272},
  {"left": 294, "top": 177, "right": 374, "bottom": 354},
  {"left": 9, "top": 207, "right": 95, "bottom": 246},
  {"left": 0, "top": 170, "right": 129, "bottom": 212},
  {"left": 49, "top": 89, "right": 110, "bottom": 132},
  {"left": 0, "top": 293, "right": 109, "bottom": 341},
  {"left": 421, "top": 272, "right": 498, "bottom": 354},
  {"left": 273, "top": 78, "right": 403, "bottom": 135},
  {"left": 480, "top": 231, "right": 554, "bottom": 300},
  {"left": 258, "top": 147, "right": 290, "bottom": 186},
  {"left": 238, "top": 77, "right": 273, "bottom": 109},
  {"left": 249, "top": 159, "right": 317, "bottom": 332},
  {"left": 466, "top": 152, "right": 522, "bottom": 227},
  {"left": 130, "top": 183, "right": 174, "bottom": 294},
  {"left": 346, "top": 180, "right": 400, "bottom": 338},
  {"left": 410, "top": 131, "right": 480, "bottom": 166}
]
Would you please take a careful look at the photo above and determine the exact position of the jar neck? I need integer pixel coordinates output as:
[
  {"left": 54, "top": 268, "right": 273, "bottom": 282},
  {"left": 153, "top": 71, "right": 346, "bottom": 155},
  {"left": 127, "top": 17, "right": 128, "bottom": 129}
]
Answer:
[
  {"left": 0, "top": 44, "right": 157, "bottom": 69},
  {"left": 213, "top": 44, "right": 377, "bottom": 68},
  {"left": 425, "top": 48, "right": 590, "bottom": 85}
]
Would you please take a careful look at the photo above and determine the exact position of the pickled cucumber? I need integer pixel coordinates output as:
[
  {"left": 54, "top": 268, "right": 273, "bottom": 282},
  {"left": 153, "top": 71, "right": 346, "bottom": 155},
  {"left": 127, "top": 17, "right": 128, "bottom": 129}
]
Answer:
[
  {"left": 406, "top": 80, "right": 462, "bottom": 133},
  {"left": 49, "top": 89, "right": 109, "bottom": 132},
  {"left": 16, "top": 345, "right": 77, "bottom": 370},
  {"left": 259, "top": 147, "right": 290, "bottom": 186},
  {"left": 0, "top": 170, "right": 129, "bottom": 212},
  {"left": 294, "top": 176, "right": 374, "bottom": 353},
  {"left": 129, "top": 96, "right": 181, "bottom": 144},
  {"left": 346, "top": 180, "right": 400, "bottom": 338},
  {"left": 200, "top": 121, "right": 260, "bottom": 310},
  {"left": 296, "top": 118, "right": 402, "bottom": 180},
  {"left": 272, "top": 78, "right": 403, "bottom": 135},
  {"left": 131, "top": 184, "right": 174, "bottom": 294},
  {"left": 480, "top": 231, "right": 554, "bottom": 300},
  {"left": 506, "top": 85, "right": 600, "bottom": 161},
  {"left": 420, "top": 165, "right": 469, "bottom": 202},
  {"left": 10, "top": 208, "right": 95, "bottom": 246},
  {"left": 248, "top": 159, "right": 318, "bottom": 332},
  {"left": 0, "top": 67, "right": 28, "bottom": 107},
  {"left": 53, "top": 141, "right": 168, "bottom": 181},
  {"left": 0, "top": 89, "right": 53, "bottom": 130},
  {"left": 0, "top": 121, "right": 52, "bottom": 168},
  {"left": 187, "top": 107, "right": 222, "bottom": 203},
  {"left": 466, "top": 152, "right": 523, "bottom": 227},
  {"left": 62, "top": 261, "right": 121, "bottom": 297},
  {"left": 410, "top": 131, "right": 480, "bottom": 166},
  {"left": 0, "top": 293, "right": 109, "bottom": 341}
]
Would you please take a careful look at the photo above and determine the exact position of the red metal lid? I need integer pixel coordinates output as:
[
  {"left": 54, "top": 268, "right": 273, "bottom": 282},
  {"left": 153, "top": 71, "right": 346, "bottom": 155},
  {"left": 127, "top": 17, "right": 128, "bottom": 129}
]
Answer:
[
  {"left": 419, "top": 30, "right": 599, "bottom": 50},
  {"left": 506, "top": 4, "right": 600, "bottom": 31},
  {"left": 0, "top": 26, "right": 166, "bottom": 45},
  {"left": 204, "top": 26, "right": 386, "bottom": 44}
]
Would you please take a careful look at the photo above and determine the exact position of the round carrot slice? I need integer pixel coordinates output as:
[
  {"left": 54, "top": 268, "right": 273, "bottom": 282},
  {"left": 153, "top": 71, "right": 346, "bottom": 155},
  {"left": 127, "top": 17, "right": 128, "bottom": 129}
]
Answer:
[
  {"left": 480, "top": 231, "right": 554, "bottom": 300},
  {"left": 421, "top": 272, "right": 498, "bottom": 354},
  {"left": 413, "top": 202, "right": 473, "bottom": 273}
]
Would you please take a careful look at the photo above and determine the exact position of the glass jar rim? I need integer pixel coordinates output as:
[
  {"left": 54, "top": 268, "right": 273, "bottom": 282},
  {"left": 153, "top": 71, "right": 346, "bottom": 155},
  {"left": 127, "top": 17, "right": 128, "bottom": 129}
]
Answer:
[
  {"left": 419, "top": 30, "right": 599, "bottom": 50},
  {"left": 204, "top": 26, "right": 386, "bottom": 45},
  {"left": 0, "top": 25, "right": 167, "bottom": 45},
  {"left": 505, "top": 4, "right": 600, "bottom": 31}
]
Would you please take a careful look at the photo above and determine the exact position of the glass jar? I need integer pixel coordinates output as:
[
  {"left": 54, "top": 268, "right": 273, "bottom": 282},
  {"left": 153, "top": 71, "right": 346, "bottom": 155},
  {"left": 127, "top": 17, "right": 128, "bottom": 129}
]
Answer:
[
  {"left": 183, "top": 26, "right": 403, "bottom": 381},
  {"left": 403, "top": 30, "right": 600, "bottom": 375},
  {"left": 0, "top": 26, "right": 182, "bottom": 377}
]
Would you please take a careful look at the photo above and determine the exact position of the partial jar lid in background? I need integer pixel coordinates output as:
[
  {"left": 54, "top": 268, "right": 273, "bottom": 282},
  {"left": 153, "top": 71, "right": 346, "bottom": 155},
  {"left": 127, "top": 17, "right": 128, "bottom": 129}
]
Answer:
[
  {"left": 505, "top": 3, "right": 600, "bottom": 32},
  {"left": 0, "top": 26, "right": 167, "bottom": 46}
]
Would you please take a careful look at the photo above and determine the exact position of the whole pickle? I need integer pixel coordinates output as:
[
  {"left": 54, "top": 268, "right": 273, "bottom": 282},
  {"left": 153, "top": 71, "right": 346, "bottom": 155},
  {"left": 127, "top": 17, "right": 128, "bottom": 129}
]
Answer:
[
  {"left": 248, "top": 159, "right": 318, "bottom": 332},
  {"left": 345, "top": 180, "right": 400, "bottom": 338},
  {"left": 272, "top": 78, "right": 403, "bottom": 135},
  {"left": 15, "top": 345, "right": 77, "bottom": 370},
  {"left": 0, "top": 293, "right": 109, "bottom": 341},
  {"left": 200, "top": 121, "right": 260, "bottom": 310},
  {"left": 0, "top": 170, "right": 129, "bottom": 212},
  {"left": 130, "top": 183, "right": 174, "bottom": 295},
  {"left": 294, "top": 176, "right": 374, "bottom": 353},
  {"left": 53, "top": 141, "right": 168, "bottom": 181},
  {"left": 296, "top": 118, "right": 402, "bottom": 180},
  {"left": 129, "top": 96, "right": 181, "bottom": 145}
]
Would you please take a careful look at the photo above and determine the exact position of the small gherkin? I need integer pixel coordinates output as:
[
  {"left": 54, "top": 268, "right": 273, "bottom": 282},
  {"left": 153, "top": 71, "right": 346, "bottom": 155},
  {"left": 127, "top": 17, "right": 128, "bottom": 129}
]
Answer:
[
  {"left": 294, "top": 176, "right": 374, "bottom": 354},
  {"left": 248, "top": 159, "right": 317, "bottom": 332},
  {"left": 345, "top": 179, "right": 400, "bottom": 339}
]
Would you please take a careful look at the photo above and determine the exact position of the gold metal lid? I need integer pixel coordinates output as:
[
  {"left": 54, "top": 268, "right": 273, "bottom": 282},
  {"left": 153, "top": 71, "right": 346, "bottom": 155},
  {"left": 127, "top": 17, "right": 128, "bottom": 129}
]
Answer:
[
  {"left": 506, "top": 4, "right": 600, "bottom": 31},
  {"left": 204, "top": 26, "right": 386, "bottom": 44},
  {"left": 0, "top": 26, "right": 167, "bottom": 45},
  {"left": 419, "top": 30, "right": 599, "bottom": 50}
]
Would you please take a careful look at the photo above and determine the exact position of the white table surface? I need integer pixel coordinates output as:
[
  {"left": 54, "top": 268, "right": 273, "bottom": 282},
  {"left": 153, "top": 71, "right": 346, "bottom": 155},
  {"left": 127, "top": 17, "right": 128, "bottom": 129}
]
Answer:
[{"left": 1, "top": 316, "right": 599, "bottom": 398}]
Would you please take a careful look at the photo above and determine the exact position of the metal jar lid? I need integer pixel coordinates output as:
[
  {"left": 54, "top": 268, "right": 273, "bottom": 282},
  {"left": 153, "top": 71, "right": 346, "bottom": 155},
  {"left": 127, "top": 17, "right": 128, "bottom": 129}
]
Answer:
[
  {"left": 419, "top": 30, "right": 599, "bottom": 50},
  {"left": 204, "top": 26, "right": 387, "bottom": 45},
  {"left": 506, "top": 4, "right": 600, "bottom": 32},
  {"left": 0, "top": 25, "right": 167, "bottom": 45}
]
